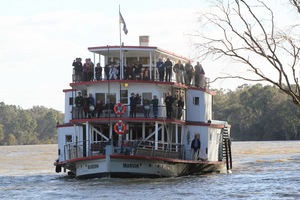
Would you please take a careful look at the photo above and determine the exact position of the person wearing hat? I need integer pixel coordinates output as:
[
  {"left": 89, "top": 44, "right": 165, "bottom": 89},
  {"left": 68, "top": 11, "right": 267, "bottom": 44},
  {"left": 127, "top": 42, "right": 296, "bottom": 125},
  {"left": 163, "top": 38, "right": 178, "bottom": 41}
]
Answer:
[{"left": 130, "top": 93, "right": 138, "bottom": 118}]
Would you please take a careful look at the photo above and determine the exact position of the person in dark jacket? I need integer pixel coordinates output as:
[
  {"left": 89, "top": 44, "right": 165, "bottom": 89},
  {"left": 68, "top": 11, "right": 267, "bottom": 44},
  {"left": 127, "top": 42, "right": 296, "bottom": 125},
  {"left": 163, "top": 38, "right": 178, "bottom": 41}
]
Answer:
[
  {"left": 75, "top": 91, "right": 83, "bottom": 118},
  {"left": 104, "top": 63, "right": 110, "bottom": 80},
  {"left": 83, "top": 94, "right": 89, "bottom": 118},
  {"left": 194, "top": 62, "right": 205, "bottom": 87},
  {"left": 191, "top": 134, "right": 201, "bottom": 160},
  {"left": 130, "top": 93, "right": 138, "bottom": 118},
  {"left": 72, "top": 58, "right": 82, "bottom": 82},
  {"left": 164, "top": 58, "right": 173, "bottom": 82},
  {"left": 164, "top": 91, "right": 174, "bottom": 119},
  {"left": 95, "top": 100, "right": 104, "bottom": 118},
  {"left": 156, "top": 58, "right": 165, "bottom": 82},
  {"left": 103, "top": 99, "right": 114, "bottom": 117},
  {"left": 95, "top": 63, "right": 102, "bottom": 80},
  {"left": 151, "top": 95, "right": 159, "bottom": 119},
  {"left": 177, "top": 96, "right": 184, "bottom": 119}
]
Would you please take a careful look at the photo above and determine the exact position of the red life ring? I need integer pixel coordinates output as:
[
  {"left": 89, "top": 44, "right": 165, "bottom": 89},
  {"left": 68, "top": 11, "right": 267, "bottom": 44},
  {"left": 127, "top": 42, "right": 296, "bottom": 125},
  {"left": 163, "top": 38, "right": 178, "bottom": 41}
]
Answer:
[
  {"left": 113, "top": 103, "right": 126, "bottom": 115},
  {"left": 114, "top": 122, "right": 126, "bottom": 134}
]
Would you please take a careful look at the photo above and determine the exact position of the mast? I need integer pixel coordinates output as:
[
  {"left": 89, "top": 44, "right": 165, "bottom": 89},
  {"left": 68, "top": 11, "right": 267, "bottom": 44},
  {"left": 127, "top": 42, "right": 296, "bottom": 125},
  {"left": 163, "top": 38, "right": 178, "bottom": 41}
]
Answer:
[{"left": 119, "top": 5, "right": 123, "bottom": 80}]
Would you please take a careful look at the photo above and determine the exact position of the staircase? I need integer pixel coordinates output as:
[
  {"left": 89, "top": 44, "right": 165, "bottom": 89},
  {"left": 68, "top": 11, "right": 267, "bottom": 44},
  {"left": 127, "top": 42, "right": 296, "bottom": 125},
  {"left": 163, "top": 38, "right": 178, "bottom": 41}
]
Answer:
[{"left": 222, "top": 127, "right": 232, "bottom": 171}]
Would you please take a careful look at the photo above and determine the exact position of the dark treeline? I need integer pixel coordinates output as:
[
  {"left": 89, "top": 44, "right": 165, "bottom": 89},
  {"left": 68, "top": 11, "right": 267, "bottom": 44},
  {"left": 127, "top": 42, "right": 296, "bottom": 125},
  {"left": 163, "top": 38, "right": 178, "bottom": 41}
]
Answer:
[
  {"left": 0, "top": 103, "right": 64, "bottom": 145},
  {"left": 213, "top": 84, "right": 300, "bottom": 141}
]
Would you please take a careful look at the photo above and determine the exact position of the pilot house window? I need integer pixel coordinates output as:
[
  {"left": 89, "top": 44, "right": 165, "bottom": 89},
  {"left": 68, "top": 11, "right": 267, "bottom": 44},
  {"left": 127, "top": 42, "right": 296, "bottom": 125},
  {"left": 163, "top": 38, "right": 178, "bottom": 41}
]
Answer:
[{"left": 193, "top": 97, "right": 199, "bottom": 105}]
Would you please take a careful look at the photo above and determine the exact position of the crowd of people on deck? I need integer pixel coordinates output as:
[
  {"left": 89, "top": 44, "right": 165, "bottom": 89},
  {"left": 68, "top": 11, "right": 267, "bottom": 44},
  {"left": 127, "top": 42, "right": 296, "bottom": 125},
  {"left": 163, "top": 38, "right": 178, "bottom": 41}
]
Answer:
[
  {"left": 72, "top": 57, "right": 205, "bottom": 87},
  {"left": 74, "top": 90, "right": 185, "bottom": 120},
  {"left": 72, "top": 57, "right": 203, "bottom": 120}
]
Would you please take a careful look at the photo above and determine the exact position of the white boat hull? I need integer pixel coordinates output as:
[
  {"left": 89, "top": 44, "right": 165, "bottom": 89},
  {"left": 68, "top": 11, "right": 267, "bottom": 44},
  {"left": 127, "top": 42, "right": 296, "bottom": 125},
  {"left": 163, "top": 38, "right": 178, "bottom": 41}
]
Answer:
[{"left": 58, "top": 154, "right": 226, "bottom": 179}]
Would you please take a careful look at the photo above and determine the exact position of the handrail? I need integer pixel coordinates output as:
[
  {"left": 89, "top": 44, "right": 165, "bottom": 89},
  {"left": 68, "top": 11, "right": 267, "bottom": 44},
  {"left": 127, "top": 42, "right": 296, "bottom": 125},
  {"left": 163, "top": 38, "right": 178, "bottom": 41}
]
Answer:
[
  {"left": 63, "top": 139, "right": 184, "bottom": 160},
  {"left": 71, "top": 104, "right": 186, "bottom": 120}
]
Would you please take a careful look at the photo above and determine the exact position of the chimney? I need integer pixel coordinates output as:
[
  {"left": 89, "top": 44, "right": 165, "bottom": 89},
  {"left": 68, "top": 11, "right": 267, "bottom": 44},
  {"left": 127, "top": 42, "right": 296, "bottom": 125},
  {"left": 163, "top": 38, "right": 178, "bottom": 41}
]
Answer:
[{"left": 139, "top": 36, "right": 149, "bottom": 46}]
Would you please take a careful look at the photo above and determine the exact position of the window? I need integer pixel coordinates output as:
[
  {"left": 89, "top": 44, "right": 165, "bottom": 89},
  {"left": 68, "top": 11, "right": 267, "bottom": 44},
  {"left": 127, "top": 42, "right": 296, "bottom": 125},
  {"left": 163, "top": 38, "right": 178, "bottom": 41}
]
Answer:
[
  {"left": 120, "top": 89, "right": 128, "bottom": 104},
  {"left": 193, "top": 97, "right": 199, "bottom": 105},
  {"left": 95, "top": 93, "right": 105, "bottom": 104},
  {"left": 69, "top": 97, "right": 73, "bottom": 105},
  {"left": 65, "top": 135, "right": 72, "bottom": 143},
  {"left": 142, "top": 92, "right": 152, "bottom": 103},
  {"left": 107, "top": 93, "right": 116, "bottom": 104},
  {"left": 139, "top": 57, "right": 149, "bottom": 65},
  {"left": 126, "top": 57, "right": 138, "bottom": 65}
]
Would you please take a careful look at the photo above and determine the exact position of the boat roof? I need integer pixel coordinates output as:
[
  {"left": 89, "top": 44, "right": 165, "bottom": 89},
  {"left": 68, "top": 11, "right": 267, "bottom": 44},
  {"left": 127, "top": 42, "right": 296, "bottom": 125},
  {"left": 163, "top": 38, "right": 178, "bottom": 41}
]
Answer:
[{"left": 88, "top": 45, "right": 191, "bottom": 62}]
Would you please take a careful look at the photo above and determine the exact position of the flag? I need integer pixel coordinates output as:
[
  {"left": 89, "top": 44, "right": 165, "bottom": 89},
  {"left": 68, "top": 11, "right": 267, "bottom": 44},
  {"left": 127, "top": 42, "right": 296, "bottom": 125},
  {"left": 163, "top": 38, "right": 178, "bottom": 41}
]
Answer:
[{"left": 119, "top": 12, "right": 128, "bottom": 35}]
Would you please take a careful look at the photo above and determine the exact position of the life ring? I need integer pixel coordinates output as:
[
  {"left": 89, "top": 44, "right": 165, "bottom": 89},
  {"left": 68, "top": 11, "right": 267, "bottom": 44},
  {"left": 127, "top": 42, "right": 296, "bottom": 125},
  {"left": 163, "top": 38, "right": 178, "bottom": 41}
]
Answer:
[
  {"left": 114, "top": 122, "right": 126, "bottom": 134},
  {"left": 113, "top": 103, "right": 126, "bottom": 115}
]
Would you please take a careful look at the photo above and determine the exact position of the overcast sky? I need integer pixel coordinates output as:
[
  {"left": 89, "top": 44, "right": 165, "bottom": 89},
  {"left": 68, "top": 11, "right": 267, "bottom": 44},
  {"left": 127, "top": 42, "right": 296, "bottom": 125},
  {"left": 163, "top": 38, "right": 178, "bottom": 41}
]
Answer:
[{"left": 0, "top": 0, "right": 296, "bottom": 112}]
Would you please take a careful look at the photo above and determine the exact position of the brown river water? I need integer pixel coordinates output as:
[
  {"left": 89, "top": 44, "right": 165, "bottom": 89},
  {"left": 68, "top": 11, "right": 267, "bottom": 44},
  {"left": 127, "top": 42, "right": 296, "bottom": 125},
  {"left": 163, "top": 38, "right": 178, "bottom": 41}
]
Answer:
[{"left": 0, "top": 141, "right": 299, "bottom": 200}]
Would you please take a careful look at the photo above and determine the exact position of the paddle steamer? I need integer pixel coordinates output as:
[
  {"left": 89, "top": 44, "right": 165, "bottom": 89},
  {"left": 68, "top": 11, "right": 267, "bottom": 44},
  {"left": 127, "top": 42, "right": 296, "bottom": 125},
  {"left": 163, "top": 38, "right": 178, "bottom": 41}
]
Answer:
[{"left": 54, "top": 36, "right": 232, "bottom": 178}]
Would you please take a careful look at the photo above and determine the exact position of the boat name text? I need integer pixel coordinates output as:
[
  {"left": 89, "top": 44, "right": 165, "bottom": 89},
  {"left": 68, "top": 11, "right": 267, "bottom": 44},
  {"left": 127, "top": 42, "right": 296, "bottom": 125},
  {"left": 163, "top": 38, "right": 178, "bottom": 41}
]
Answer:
[
  {"left": 123, "top": 163, "right": 139, "bottom": 168},
  {"left": 87, "top": 164, "right": 99, "bottom": 169}
]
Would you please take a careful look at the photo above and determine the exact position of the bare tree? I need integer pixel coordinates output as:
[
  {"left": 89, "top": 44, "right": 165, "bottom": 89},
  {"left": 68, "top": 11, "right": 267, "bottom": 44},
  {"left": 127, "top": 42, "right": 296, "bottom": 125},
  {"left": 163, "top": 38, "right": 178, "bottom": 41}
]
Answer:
[
  {"left": 194, "top": 0, "right": 300, "bottom": 106},
  {"left": 290, "top": 0, "right": 300, "bottom": 13}
]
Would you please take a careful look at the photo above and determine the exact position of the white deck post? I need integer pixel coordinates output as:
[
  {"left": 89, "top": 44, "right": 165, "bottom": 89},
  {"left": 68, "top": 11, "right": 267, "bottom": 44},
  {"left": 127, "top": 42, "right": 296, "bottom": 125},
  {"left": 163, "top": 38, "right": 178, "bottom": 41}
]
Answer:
[
  {"left": 142, "top": 122, "right": 145, "bottom": 140},
  {"left": 175, "top": 124, "right": 178, "bottom": 151},
  {"left": 109, "top": 122, "right": 113, "bottom": 139},
  {"left": 86, "top": 121, "right": 90, "bottom": 156},
  {"left": 149, "top": 51, "right": 152, "bottom": 80},
  {"left": 93, "top": 53, "right": 96, "bottom": 80},
  {"left": 155, "top": 121, "right": 158, "bottom": 150},
  {"left": 162, "top": 123, "right": 165, "bottom": 150}
]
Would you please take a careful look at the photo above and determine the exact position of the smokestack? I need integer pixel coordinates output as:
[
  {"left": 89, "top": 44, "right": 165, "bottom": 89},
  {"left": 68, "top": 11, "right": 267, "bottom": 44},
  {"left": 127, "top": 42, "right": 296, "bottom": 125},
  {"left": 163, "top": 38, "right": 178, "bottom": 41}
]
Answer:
[{"left": 139, "top": 36, "right": 149, "bottom": 46}]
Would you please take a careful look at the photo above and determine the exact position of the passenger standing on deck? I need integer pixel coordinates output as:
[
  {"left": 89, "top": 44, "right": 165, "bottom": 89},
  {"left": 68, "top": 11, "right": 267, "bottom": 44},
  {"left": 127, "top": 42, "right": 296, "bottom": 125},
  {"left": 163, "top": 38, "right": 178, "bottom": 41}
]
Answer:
[
  {"left": 156, "top": 58, "right": 165, "bottom": 82},
  {"left": 191, "top": 134, "right": 201, "bottom": 160},
  {"left": 177, "top": 96, "right": 184, "bottom": 119},
  {"left": 104, "top": 63, "right": 110, "bottom": 80},
  {"left": 72, "top": 58, "right": 82, "bottom": 82},
  {"left": 95, "top": 100, "right": 104, "bottom": 118},
  {"left": 185, "top": 61, "right": 193, "bottom": 86},
  {"left": 86, "top": 58, "right": 94, "bottom": 81},
  {"left": 103, "top": 98, "right": 114, "bottom": 117},
  {"left": 194, "top": 62, "right": 205, "bottom": 87},
  {"left": 173, "top": 60, "right": 184, "bottom": 84},
  {"left": 82, "top": 58, "right": 89, "bottom": 81},
  {"left": 134, "top": 62, "right": 142, "bottom": 80},
  {"left": 143, "top": 99, "right": 151, "bottom": 118},
  {"left": 75, "top": 91, "right": 83, "bottom": 119},
  {"left": 135, "top": 93, "right": 141, "bottom": 104},
  {"left": 164, "top": 58, "right": 173, "bottom": 82},
  {"left": 88, "top": 93, "right": 95, "bottom": 118},
  {"left": 151, "top": 95, "right": 159, "bottom": 119},
  {"left": 143, "top": 67, "right": 150, "bottom": 80},
  {"left": 83, "top": 94, "right": 89, "bottom": 118},
  {"left": 109, "top": 64, "right": 118, "bottom": 80},
  {"left": 164, "top": 91, "right": 174, "bottom": 119},
  {"left": 130, "top": 93, "right": 138, "bottom": 118},
  {"left": 95, "top": 63, "right": 102, "bottom": 80},
  {"left": 125, "top": 64, "right": 133, "bottom": 80}
]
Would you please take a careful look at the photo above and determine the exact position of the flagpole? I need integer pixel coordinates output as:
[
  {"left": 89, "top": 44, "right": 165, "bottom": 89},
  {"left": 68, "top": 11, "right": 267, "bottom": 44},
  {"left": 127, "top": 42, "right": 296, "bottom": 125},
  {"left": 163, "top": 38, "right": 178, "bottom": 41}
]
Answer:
[{"left": 119, "top": 5, "right": 123, "bottom": 80}]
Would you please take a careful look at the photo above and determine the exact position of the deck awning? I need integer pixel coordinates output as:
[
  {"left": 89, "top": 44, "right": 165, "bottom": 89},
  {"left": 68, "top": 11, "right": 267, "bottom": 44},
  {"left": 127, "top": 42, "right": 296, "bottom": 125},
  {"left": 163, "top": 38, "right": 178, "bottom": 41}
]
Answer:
[{"left": 88, "top": 45, "right": 191, "bottom": 62}]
